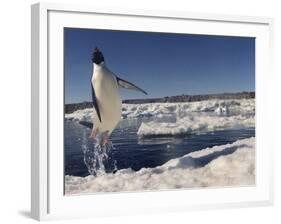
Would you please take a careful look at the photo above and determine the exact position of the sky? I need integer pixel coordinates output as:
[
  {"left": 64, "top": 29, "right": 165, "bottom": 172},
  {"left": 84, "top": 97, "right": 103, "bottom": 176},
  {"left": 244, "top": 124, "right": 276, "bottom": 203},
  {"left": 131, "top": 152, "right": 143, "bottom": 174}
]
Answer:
[{"left": 64, "top": 28, "right": 255, "bottom": 104}]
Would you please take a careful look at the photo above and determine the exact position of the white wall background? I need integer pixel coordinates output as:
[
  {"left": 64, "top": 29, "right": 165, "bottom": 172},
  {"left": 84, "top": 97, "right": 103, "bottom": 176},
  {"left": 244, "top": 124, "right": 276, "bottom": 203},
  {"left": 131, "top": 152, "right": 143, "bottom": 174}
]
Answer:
[{"left": 0, "top": 0, "right": 280, "bottom": 223}]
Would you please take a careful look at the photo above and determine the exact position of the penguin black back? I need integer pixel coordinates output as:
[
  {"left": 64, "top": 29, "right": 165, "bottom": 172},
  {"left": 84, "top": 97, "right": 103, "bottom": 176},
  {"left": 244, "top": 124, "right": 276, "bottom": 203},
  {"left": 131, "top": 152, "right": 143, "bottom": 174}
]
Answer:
[{"left": 92, "top": 48, "right": 104, "bottom": 65}]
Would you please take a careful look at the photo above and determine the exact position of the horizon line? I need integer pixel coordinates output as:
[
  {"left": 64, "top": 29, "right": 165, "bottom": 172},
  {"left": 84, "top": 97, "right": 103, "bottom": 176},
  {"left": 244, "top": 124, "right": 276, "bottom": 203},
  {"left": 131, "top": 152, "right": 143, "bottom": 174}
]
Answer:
[{"left": 65, "top": 90, "right": 255, "bottom": 105}]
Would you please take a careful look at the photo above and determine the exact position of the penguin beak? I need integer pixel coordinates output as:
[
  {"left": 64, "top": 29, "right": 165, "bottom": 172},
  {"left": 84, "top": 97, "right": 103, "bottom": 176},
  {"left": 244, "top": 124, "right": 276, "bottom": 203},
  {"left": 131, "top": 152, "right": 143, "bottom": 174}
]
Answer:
[{"left": 92, "top": 47, "right": 105, "bottom": 64}]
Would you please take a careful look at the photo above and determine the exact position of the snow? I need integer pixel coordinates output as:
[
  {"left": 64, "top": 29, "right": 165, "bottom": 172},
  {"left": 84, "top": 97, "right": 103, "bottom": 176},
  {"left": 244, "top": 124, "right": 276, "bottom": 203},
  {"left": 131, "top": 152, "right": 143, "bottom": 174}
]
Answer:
[
  {"left": 122, "top": 99, "right": 254, "bottom": 119},
  {"left": 65, "top": 99, "right": 254, "bottom": 122},
  {"left": 65, "top": 137, "right": 255, "bottom": 194},
  {"left": 137, "top": 114, "right": 254, "bottom": 137},
  {"left": 65, "top": 108, "right": 93, "bottom": 122},
  {"left": 65, "top": 99, "right": 255, "bottom": 137}
]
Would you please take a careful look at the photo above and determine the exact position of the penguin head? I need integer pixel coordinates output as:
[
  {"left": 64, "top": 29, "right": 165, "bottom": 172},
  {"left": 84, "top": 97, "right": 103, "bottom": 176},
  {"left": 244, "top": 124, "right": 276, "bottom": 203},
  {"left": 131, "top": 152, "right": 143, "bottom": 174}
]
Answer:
[{"left": 92, "top": 47, "right": 105, "bottom": 65}]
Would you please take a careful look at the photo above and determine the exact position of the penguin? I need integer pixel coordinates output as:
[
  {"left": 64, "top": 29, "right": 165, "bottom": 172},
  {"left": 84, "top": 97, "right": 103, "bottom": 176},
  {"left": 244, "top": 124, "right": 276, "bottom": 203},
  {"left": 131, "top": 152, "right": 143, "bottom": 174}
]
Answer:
[{"left": 90, "top": 48, "right": 147, "bottom": 145}]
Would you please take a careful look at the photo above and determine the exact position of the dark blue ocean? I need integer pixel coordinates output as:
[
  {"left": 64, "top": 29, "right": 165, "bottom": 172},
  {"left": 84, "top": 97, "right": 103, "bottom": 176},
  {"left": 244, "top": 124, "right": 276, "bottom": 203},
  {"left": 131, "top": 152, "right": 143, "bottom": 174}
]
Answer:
[{"left": 64, "top": 116, "right": 255, "bottom": 177}]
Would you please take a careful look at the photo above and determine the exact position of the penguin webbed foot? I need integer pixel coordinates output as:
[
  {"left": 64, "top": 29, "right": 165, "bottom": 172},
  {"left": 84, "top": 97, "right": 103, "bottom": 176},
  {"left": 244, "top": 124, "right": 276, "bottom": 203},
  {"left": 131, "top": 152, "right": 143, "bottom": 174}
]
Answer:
[
  {"left": 89, "top": 128, "right": 98, "bottom": 139},
  {"left": 101, "top": 131, "right": 109, "bottom": 147},
  {"left": 89, "top": 130, "right": 110, "bottom": 149}
]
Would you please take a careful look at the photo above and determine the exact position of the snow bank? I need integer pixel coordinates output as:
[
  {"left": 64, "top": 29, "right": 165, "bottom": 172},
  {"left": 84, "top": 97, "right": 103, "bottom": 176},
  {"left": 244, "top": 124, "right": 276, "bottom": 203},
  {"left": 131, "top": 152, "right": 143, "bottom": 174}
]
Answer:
[{"left": 65, "top": 137, "right": 255, "bottom": 194}]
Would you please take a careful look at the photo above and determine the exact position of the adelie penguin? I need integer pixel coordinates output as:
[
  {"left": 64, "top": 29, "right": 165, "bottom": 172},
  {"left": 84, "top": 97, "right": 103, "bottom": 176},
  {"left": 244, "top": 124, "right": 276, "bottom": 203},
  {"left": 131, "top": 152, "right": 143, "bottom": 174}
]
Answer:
[{"left": 90, "top": 48, "right": 147, "bottom": 145}]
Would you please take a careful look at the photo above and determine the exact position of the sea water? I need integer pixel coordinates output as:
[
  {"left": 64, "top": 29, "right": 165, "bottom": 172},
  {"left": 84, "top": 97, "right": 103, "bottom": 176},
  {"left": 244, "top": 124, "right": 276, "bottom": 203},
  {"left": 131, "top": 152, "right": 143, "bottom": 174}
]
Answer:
[{"left": 64, "top": 115, "right": 255, "bottom": 177}]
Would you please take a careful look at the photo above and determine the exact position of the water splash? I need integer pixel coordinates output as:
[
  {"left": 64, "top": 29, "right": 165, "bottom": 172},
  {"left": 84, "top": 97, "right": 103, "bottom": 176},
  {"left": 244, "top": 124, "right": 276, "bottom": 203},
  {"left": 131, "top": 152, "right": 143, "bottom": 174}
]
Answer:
[{"left": 81, "top": 131, "right": 117, "bottom": 176}]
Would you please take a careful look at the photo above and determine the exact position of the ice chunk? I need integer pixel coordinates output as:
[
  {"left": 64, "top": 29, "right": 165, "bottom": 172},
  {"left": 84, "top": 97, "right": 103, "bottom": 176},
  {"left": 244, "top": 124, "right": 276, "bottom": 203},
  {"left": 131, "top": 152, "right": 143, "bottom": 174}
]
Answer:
[{"left": 137, "top": 114, "right": 255, "bottom": 137}]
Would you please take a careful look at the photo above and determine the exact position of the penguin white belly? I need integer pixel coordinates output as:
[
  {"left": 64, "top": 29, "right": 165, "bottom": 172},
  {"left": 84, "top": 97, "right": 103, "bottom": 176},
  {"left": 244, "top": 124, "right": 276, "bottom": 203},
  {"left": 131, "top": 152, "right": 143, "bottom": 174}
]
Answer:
[{"left": 92, "top": 67, "right": 122, "bottom": 135}]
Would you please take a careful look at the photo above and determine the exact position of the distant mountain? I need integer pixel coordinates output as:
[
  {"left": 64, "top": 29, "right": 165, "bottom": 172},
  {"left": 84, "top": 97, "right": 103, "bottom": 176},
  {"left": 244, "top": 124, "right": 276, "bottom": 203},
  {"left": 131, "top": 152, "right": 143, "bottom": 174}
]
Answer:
[{"left": 65, "top": 91, "right": 255, "bottom": 114}]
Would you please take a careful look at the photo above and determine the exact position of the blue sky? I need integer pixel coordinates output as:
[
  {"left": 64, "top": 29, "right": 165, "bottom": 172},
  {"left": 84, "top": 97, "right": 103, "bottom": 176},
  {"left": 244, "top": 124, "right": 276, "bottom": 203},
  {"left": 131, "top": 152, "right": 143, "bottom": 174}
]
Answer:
[{"left": 64, "top": 28, "right": 255, "bottom": 104}]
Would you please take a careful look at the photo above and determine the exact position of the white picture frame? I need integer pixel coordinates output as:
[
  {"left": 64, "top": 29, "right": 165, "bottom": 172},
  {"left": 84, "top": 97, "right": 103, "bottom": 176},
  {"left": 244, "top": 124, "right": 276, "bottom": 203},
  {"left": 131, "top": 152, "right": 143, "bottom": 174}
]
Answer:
[{"left": 31, "top": 2, "right": 274, "bottom": 221}]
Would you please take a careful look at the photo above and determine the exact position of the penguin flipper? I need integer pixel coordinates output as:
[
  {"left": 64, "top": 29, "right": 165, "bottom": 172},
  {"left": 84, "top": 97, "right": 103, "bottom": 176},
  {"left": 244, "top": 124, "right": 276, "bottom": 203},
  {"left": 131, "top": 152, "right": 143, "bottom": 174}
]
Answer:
[
  {"left": 91, "top": 83, "right": 102, "bottom": 122},
  {"left": 116, "top": 76, "right": 147, "bottom": 95}
]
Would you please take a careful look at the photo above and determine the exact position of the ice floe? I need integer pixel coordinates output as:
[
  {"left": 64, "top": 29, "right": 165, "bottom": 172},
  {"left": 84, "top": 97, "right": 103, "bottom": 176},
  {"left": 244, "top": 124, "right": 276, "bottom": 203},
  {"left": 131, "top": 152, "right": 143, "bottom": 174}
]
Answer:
[{"left": 137, "top": 113, "right": 254, "bottom": 137}]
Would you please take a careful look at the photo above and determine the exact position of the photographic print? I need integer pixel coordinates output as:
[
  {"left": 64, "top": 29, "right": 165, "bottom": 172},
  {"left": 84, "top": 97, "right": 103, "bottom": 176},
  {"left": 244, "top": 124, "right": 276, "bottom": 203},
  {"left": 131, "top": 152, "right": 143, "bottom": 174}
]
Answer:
[{"left": 64, "top": 28, "right": 255, "bottom": 195}]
